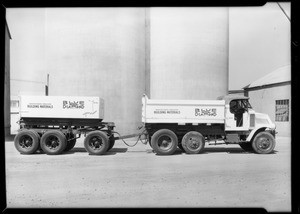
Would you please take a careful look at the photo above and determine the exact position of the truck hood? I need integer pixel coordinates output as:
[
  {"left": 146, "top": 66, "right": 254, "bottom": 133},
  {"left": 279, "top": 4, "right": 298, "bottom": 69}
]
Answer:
[{"left": 255, "top": 112, "right": 276, "bottom": 129}]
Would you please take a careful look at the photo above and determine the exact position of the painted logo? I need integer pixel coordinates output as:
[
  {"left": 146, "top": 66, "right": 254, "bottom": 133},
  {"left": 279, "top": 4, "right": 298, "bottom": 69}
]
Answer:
[
  {"left": 195, "top": 108, "right": 217, "bottom": 117},
  {"left": 63, "top": 101, "right": 85, "bottom": 109}
]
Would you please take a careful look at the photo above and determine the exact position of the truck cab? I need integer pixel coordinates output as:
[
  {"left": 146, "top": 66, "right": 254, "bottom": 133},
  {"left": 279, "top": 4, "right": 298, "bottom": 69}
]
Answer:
[{"left": 218, "top": 95, "right": 276, "bottom": 134}]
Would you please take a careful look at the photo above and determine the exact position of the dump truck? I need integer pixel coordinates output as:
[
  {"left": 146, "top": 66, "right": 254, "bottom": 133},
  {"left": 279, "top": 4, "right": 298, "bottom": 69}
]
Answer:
[
  {"left": 142, "top": 94, "right": 276, "bottom": 155},
  {"left": 13, "top": 94, "right": 276, "bottom": 156}
]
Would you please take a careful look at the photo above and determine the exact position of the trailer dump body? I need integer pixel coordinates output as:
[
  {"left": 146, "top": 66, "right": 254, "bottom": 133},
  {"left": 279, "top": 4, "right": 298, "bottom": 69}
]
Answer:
[
  {"left": 142, "top": 95, "right": 225, "bottom": 124},
  {"left": 20, "top": 96, "right": 104, "bottom": 120}
]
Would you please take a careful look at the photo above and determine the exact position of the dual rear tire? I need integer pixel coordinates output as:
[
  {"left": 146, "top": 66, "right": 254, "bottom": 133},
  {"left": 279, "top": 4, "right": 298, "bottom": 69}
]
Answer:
[
  {"left": 14, "top": 130, "right": 68, "bottom": 155},
  {"left": 151, "top": 129, "right": 205, "bottom": 155}
]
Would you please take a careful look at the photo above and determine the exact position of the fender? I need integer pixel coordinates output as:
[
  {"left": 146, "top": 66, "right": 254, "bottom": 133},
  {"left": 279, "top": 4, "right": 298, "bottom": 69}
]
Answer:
[{"left": 246, "top": 127, "right": 267, "bottom": 142}]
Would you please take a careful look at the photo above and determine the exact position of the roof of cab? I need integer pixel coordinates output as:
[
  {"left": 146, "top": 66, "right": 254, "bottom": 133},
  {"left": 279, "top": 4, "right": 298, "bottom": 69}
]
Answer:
[{"left": 217, "top": 94, "right": 249, "bottom": 104}]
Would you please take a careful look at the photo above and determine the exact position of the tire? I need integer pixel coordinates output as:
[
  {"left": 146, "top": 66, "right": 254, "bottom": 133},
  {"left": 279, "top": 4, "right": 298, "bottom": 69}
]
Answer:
[
  {"left": 107, "top": 136, "right": 115, "bottom": 151},
  {"left": 239, "top": 142, "right": 253, "bottom": 152},
  {"left": 14, "top": 130, "right": 40, "bottom": 154},
  {"left": 181, "top": 131, "right": 205, "bottom": 154},
  {"left": 151, "top": 129, "right": 178, "bottom": 155},
  {"left": 64, "top": 133, "right": 76, "bottom": 152},
  {"left": 84, "top": 131, "right": 109, "bottom": 155},
  {"left": 251, "top": 131, "right": 276, "bottom": 154},
  {"left": 40, "top": 130, "right": 67, "bottom": 155}
]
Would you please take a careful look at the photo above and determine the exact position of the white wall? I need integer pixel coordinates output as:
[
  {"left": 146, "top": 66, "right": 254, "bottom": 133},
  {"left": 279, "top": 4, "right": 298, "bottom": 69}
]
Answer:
[{"left": 150, "top": 7, "right": 229, "bottom": 100}]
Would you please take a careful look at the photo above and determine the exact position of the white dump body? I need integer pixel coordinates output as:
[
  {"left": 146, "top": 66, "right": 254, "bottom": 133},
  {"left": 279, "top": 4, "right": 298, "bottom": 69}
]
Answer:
[
  {"left": 20, "top": 96, "right": 104, "bottom": 119},
  {"left": 142, "top": 95, "right": 225, "bottom": 124}
]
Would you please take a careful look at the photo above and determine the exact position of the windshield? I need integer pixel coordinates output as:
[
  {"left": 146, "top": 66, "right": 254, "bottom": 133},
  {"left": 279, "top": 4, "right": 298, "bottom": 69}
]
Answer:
[
  {"left": 241, "top": 99, "right": 252, "bottom": 109},
  {"left": 229, "top": 99, "right": 252, "bottom": 114}
]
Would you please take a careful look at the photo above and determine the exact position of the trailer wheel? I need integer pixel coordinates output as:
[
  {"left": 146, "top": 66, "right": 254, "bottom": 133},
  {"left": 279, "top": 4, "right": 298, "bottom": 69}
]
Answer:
[
  {"left": 151, "top": 129, "right": 178, "bottom": 155},
  {"left": 107, "top": 136, "right": 115, "bottom": 151},
  {"left": 251, "top": 131, "right": 276, "bottom": 154},
  {"left": 64, "top": 133, "right": 76, "bottom": 152},
  {"left": 84, "top": 131, "right": 109, "bottom": 155},
  {"left": 239, "top": 142, "right": 253, "bottom": 152},
  {"left": 40, "top": 130, "right": 67, "bottom": 155},
  {"left": 14, "top": 130, "right": 40, "bottom": 154},
  {"left": 181, "top": 131, "right": 205, "bottom": 154}
]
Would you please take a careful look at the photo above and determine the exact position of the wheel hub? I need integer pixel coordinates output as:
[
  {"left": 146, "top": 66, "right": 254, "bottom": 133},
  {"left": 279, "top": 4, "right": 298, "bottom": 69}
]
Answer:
[
  {"left": 188, "top": 138, "right": 200, "bottom": 149},
  {"left": 46, "top": 137, "right": 60, "bottom": 150},
  {"left": 20, "top": 137, "right": 33, "bottom": 148},
  {"left": 90, "top": 137, "right": 102, "bottom": 149},
  {"left": 258, "top": 138, "right": 270, "bottom": 149},
  {"left": 158, "top": 136, "right": 172, "bottom": 150}
]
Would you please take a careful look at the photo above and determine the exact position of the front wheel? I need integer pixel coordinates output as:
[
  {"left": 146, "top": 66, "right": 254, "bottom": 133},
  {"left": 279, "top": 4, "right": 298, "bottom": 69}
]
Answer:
[
  {"left": 84, "top": 131, "right": 109, "bottom": 155},
  {"left": 252, "top": 131, "right": 276, "bottom": 154},
  {"left": 151, "top": 129, "right": 178, "bottom": 155}
]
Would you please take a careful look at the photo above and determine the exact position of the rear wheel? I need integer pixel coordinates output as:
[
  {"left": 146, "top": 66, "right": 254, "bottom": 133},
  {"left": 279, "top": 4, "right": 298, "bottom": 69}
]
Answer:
[
  {"left": 252, "top": 131, "right": 276, "bottom": 154},
  {"left": 14, "top": 130, "right": 40, "bottom": 154},
  {"left": 151, "top": 129, "right": 178, "bottom": 155},
  {"left": 181, "top": 131, "right": 205, "bottom": 154},
  {"left": 84, "top": 131, "right": 109, "bottom": 155},
  {"left": 40, "top": 130, "right": 67, "bottom": 155}
]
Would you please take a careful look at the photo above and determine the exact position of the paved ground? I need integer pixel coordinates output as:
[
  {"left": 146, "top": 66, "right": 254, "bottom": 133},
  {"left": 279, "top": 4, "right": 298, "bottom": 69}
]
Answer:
[{"left": 5, "top": 136, "right": 291, "bottom": 211}]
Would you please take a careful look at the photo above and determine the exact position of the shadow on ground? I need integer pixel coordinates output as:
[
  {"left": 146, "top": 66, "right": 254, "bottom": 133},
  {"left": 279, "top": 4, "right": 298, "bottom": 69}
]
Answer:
[
  {"left": 34, "top": 146, "right": 277, "bottom": 155},
  {"left": 34, "top": 147, "right": 128, "bottom": 156}
]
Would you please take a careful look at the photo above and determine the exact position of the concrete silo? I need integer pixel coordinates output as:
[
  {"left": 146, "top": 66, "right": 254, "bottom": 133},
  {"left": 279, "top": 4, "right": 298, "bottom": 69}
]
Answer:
[
  {"left": 149, "top": 7, "right": 229, "bottom": 100},
  {"left": 44, "top": 8, "right": 146, "bottom": 135}
]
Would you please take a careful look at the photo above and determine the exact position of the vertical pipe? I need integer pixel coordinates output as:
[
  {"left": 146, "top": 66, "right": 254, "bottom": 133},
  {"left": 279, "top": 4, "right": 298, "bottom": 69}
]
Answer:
[
  {"left": 145, "top": 7, "right": 151, "bottom": 98},
  {"left": 45, "top": 73, "right": 49, "bottom": 96}
]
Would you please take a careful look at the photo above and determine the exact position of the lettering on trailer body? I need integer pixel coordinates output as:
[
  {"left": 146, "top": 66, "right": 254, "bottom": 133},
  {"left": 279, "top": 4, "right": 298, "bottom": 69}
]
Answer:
[{"left": 63, "top": 101, "right": 85, "bottom": 109}]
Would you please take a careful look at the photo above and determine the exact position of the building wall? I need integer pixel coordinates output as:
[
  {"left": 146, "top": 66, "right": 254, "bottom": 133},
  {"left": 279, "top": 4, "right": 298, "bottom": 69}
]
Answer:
[
  {"left": 150, "top": 7, "right": 229, "bottom": 100},
  {"left": 4, "top": 22, "right": 11, "bottom": 136},
  {"left": 248, "top": 84, "right": 291, "bottom": 137}
]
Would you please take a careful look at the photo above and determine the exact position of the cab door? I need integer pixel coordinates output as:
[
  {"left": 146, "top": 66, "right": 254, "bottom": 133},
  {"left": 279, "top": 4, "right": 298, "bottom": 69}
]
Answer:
[{"left": 225, "top": 99, "right": 250, "bottom": 131}]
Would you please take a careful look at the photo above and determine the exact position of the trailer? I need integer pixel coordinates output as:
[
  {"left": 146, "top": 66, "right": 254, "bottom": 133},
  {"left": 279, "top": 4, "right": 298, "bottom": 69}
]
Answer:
[
  {"left": 142, "top": 94, "right": 276, "bottom": 155},
  {"left": 14, "top": 96, "right": 116, "bottom": 155}
]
